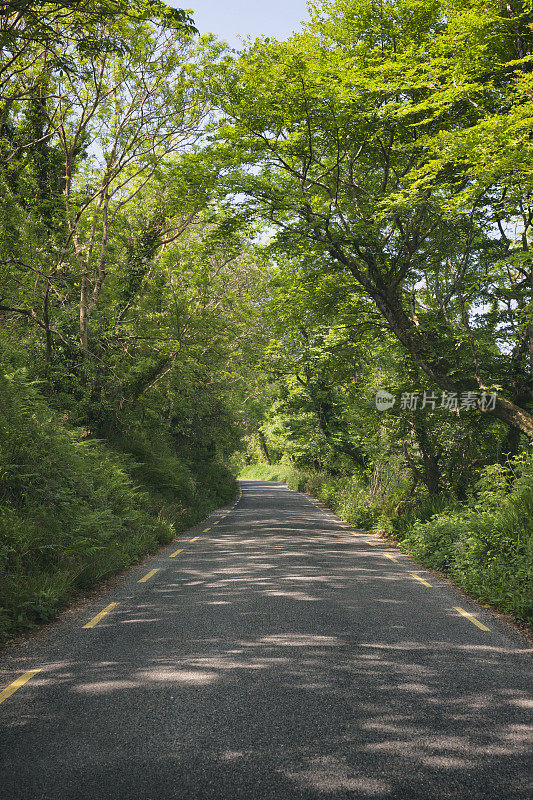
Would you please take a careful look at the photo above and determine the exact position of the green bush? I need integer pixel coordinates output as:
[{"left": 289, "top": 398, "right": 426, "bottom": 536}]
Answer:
[
  {"left": 402, "top": 456, "right": 533, "bottom": 621},
  {"left": 0, "top": 371, "right": 236, "bottom": 644},
  {"left": 239, "top": 463, "right": 308, "bottom": 490}
]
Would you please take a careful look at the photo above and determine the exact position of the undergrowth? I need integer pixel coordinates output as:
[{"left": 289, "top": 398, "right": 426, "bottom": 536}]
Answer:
[{"left": 0, "top": 371, "right": 236, "bottom": 644}]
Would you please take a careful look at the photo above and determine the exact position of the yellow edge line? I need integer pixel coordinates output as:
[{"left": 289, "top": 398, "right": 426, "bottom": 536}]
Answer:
[
  {"left": 170, "top": 549, "right": 183, "bottom": 558},
  {"left": 453, "top": 606, "right": 490, "bottom": 631},
  {"left": 189, "top": 536, "right": 199, "bottom": 542},
  {"left": 138, "top": 568, "right": 160, "bottom": 583},
  {"left": 366, "top": 541, "right": 378, "bottom": 546},
  {"left": 0, "top": 669, "right": 42, "bottom": 706},
  {"left": 351, "top": 532, "right": 359, "bottom": 537},
  {"left": 410, "top": 573, "right": 432, "bottom": 587},
  {"left": 203, "top": 528, "right": 211, "bottom": 533},
  {"left": 82, "top": 602, "right": 119, "bottom": 628},
  {"left": 385, "top": 554, "right": 399, "bottom": 563}
]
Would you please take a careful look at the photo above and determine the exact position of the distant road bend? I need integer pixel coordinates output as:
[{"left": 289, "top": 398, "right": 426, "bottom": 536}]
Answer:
[{"left": 1, "top": 480, "right": 532, "bottom": 799}]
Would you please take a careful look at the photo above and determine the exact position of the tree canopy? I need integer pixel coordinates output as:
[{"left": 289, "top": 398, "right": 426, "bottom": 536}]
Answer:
[{"left": 211, "top": 0, "right": 533, "bottom": 436}]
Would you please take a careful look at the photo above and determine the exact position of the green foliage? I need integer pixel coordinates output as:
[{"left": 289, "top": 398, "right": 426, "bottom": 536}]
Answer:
[
  {"left": 0, "top": 370, "right": 236, "bottom": 643},
  {"left": 239, "top": 463, "right": 308, "bottom": 490},
  {"left": 213, "top": 0, "right": 533, "bottom": 437},
  {"left": 401, "top": 455, "right": 533, "bottom": 620}
]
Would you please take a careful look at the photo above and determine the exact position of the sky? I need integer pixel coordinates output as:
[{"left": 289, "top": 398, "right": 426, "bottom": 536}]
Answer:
[{"left": 169, "top": 0, "right": 310, "bottom": 47}]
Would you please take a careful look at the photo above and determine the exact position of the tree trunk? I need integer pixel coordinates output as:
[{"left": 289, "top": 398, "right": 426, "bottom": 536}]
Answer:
[
  {"left": 258, "top": 430, "right": 271, "bottom": 464},
  {"left": 80, "top": 272, "right": 89, "bottom": 351},
  {"left": 343, "top": 262, "right": 533, "bottom": 438},
  {"left": 413, "top": 418, "right": 442, "bottom": 495},
  {"left": 500, "top": 424, "right": 522, "bottom": 463}
]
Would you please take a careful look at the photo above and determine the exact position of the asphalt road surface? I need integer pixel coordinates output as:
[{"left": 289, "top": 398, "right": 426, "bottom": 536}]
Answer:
[{"left": 1, "top": 480, "right": 532, "bottom": 800}]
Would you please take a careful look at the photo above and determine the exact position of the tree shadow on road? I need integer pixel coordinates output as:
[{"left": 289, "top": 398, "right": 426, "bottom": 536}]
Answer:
[{"left": 1, "top": 482, "right": 531, "bottom": 799}]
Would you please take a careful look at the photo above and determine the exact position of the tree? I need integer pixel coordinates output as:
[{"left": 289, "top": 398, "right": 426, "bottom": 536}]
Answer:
[
  {"left": 211, "top": 0, "right": 533, "bottom": 437},
  {"left": 0, "top": 1, "right": 196, "bottom": 135},
  {"left": 0, "top": 17, "right": 219, "bottom": 360}
]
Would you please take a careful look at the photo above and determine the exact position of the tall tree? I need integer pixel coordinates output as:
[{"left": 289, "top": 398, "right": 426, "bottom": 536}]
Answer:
[
  {"left": 0, "top": 17, "right": 218, "bottom": 358},
  {"left": 211, "top": 0, "right": 533, "bottom": 437}
]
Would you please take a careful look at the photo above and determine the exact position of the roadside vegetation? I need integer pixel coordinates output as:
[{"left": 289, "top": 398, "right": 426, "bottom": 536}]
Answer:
[
  {"left": 0, "top": 363, "right": 236, "bottom": 643},
  {"left": 0, "top": 1, "right": 245, "bottom": 643},
  {"left": 0, "top": 0, "right": 532, "bottom": 640}
]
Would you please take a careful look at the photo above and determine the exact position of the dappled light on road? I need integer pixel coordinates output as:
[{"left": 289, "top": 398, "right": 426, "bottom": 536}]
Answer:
[{"left": 1, "top": 481, "right": 531, "bottom": 799}]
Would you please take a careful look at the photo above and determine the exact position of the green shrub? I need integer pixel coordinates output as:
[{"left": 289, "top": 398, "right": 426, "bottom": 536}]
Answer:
[
  {"left": 239, "top": 463, "right": 308, "bottom": 490},
  {"left": 0, "top": 371, "right": 236, "bottom": 644},
  {"left": 401, "top": 456, "right": 533, "bottom": 620}
]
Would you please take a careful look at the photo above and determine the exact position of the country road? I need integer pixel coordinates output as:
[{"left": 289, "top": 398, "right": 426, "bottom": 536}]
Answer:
[{"left": 1, "top": 480, "right": 531, "bottom": 800}]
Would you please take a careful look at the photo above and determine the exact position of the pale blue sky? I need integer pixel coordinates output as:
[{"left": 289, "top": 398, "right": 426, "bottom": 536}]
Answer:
[{"left": 170, "top": 1, "right": 310, "bottom": 46}]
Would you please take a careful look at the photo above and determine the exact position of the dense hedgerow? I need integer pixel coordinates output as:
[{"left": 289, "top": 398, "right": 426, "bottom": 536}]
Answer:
[
  {"left": 0, "top": 371, "right": 236, "bottom": 643},
  {"left": 400, "top": 458, "right": 533, "bottom": 621},
  {"left": 242, "top": 456, "right": 533, "bottom": 623}
]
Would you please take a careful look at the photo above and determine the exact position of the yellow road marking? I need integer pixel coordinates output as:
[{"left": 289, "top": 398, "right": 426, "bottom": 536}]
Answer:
[
  {"left": 189, "top": 536, "right": 199, "bottom": 542},
  {"left": 0, "top": 669, "right": 42, "bottom": 706},
  {"left": 170, "top": 549, "right": 183, "bottom": 558},
  {"left": 203, "top": 528, "right": 211, "bottom": 533},
  {"left": 351, "top": 532, "right": 359, "bottom": 537},
  {"left": 366, "top": 541, "right": 378, "bottom": 546},
  {"left": 138, "top": 568, "right": 160, "bottom": 583},
  {"left": 385, "top": 554, "right": 399, "bottom": 563},
  {"left": 213, "top": 520, "right": 220, "bottom": 525},
  {"left": 410, "top": 573, "right": 432, "bottom": 587},
  {"left": 453, "top": 606, "right": 490, "bottom": 631},
  {"left": 82, "top": 602, "right": 119, "bottom": 629}
]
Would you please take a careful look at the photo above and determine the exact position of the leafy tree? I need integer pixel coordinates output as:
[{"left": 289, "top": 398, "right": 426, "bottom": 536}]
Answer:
[{"left": 211, "top": 0, "right": 533, "bottom": 437}]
